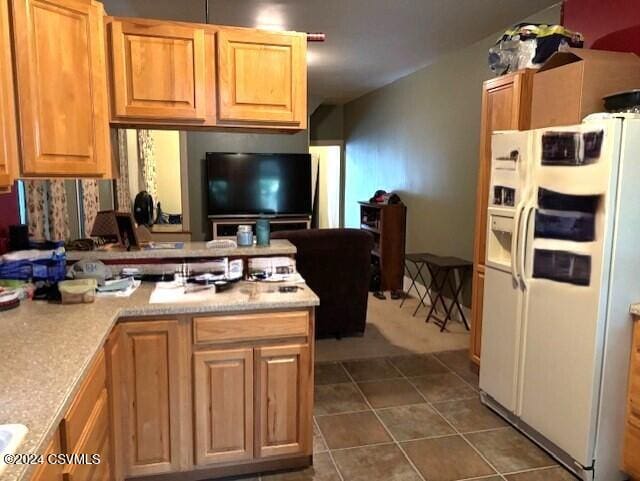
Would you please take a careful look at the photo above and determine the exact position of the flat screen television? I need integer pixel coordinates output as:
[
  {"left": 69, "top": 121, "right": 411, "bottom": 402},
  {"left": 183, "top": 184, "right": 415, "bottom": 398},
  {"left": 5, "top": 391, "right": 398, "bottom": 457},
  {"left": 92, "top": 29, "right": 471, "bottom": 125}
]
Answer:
[{"left": 206, "top": 153, "right": 312, "bottom": 217}]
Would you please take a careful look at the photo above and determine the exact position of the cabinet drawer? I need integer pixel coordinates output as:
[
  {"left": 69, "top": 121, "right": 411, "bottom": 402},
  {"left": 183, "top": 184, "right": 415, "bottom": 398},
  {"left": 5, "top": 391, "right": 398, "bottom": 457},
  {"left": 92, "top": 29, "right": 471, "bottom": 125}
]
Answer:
[
  {"left": 194, "top": 311, "right": 309, "bottom": 344},
  {"left": 61, "top": 351, "right": 106, "bottom": 452},
  {"left": 62, "top": 389, "right": 110, "bottom": 481}
]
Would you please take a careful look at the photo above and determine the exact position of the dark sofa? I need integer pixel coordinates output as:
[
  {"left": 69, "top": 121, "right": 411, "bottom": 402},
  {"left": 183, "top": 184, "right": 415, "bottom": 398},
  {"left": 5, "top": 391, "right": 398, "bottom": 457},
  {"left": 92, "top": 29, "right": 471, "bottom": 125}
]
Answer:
[{"left": 272, "top": 228, "right": 373, "bottom": 338}]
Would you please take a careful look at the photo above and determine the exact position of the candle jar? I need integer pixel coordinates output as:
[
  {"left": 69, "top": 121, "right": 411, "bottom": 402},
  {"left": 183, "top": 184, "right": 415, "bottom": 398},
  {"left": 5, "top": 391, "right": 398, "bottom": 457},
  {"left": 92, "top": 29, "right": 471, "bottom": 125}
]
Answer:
[
  {"left": 256, "top": 218, "right": 271, "bottom": 246},
  {"left": 236, "top": 225, "right": 254, "bottom": 247}
]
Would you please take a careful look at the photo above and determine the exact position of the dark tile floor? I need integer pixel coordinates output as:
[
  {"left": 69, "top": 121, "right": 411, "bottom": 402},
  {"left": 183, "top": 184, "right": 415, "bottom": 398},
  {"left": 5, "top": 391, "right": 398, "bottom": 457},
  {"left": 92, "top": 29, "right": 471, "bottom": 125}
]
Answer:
[{"left": 227, "top": 350, "right": 579, "bottom": 481}]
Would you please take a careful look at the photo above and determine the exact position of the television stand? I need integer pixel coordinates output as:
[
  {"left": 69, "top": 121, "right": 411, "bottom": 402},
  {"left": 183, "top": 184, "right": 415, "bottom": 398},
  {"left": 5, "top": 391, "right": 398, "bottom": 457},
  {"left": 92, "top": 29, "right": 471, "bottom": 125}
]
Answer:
[{"left": 211, "top": 216, "right": 311, "bottom": 240}]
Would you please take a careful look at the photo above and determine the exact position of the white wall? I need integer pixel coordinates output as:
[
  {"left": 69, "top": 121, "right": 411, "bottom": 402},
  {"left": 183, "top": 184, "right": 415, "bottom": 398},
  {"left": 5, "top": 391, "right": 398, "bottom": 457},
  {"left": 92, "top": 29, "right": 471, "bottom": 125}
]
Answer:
[
  {"left": 343, "top": 5, "right": 562, "bottom": 261},
  {"left": 152, "top": 130, "right": 182, "bottom": 214}
]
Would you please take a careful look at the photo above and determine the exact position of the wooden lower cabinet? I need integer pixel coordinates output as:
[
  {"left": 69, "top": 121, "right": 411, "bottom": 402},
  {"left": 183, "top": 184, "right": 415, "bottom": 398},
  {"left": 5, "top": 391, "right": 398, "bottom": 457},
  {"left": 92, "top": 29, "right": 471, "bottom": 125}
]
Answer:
[
  {"left": 32, "top": 350, "right": 111, "bottom": 481},
  {"left": 29, "top": 311, "right": 314, "bottom": 481},
  {"left": 624, "top": 318, "right": 640, "bottom": 480},
  {"left": 107, "top": 310, "right": 314, "bottom": 480},
  {"left": 193, "top": 348, "right": 254, "bottom": 466}
]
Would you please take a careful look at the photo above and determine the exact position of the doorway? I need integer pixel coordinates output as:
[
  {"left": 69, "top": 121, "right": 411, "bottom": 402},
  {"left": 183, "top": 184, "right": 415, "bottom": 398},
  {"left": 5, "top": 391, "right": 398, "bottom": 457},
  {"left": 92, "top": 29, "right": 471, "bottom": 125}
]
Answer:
[{"left": 310, "top": 141, "right": 344, "bottom": 229}]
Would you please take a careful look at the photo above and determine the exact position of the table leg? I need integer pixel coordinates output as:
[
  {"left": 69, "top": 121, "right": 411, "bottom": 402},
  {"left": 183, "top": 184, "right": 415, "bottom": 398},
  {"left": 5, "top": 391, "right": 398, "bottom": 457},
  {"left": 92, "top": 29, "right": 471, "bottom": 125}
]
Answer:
[
  {"left": 400, "top": 260, "right": 421, "bottom": 308},
  {"left": 413, "top": 264, "right": 438, "bottom": 317},
  {"left": 425, "top": 265, "right": 449, "bottom": 323},
  {"left": 439, "top": 268, "right": 470, "bottom": 332}
]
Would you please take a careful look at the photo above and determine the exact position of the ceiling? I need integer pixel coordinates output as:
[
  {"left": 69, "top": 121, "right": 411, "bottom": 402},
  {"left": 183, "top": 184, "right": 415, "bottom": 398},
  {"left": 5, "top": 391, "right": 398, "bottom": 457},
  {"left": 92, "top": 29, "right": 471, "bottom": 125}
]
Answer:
[{"left": 102, "top": 0, "right": 559, "bottom": 104}]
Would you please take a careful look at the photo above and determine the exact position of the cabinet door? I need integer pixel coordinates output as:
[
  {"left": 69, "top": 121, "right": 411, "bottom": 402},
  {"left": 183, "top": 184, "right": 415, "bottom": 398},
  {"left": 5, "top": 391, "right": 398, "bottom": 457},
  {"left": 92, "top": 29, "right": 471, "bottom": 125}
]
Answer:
[
  {"left": 0, "top": 0, "right": 18, "bottom": 190},
  {"left": 193, "top": 348, "right": 253, "bottom": 466},
  {"left": 109, "top": 20, "right": 207, "bottom": 121},
  {"left": 470, "top": 267, "right": 485, "bottom": 365},
  {"left": 217, "top": 29, "right": 306, "bottom": 126},
  {"left": 11, "top": 0, "right": 111, "bottom": 177},
  {"left": 255, "top": 344, "right": 311, "bottom": 458},
  {"left": 116, "top": 320, "right": 183, "bottom": 477}
]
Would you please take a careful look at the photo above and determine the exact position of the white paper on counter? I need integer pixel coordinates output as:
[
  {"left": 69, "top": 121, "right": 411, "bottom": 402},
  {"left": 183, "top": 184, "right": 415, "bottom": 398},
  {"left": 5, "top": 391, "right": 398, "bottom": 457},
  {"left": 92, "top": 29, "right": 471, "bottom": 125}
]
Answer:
[{"left": 149, "top": 281, "right": 216, "bottom": 304}]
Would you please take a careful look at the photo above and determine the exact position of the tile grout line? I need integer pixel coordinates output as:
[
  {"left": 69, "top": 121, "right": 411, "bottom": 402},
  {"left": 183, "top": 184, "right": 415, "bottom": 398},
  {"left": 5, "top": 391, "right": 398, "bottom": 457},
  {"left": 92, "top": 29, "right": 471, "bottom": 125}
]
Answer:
[
  {"left": 315, "top": 407, "right": 373, "bottom": 417},
  {"left": 320, "top": 352, "right": 550, "bottom": 481},
  {"left": 387, "top": 354, "right": 509, "bottom": 481},
  {"left": 501, "top": 464, "right": 563, "bottom": 476},
  {"left": 410, "top": 385, "right": 508, "bottom": 481},
  {"left": 317, "top": 376, "right": 405, "bottom": 387},
  {"left": 329, "top": 440, "right": 397, "bottom": 452},
  {"left": 430, "top": 353, "right": 483, "bottom": 393},
  {"left": 314, "top": 364, "right": 349, "bottom": 481},
  {"left": 312, "top": 415, "right": 346, "bottom": 481},
  {"left": 339, "top": 361, "right": 429, "bottom": 481},
  {"left": 426, "top": 354, "right": 561, "bottom": 478}
]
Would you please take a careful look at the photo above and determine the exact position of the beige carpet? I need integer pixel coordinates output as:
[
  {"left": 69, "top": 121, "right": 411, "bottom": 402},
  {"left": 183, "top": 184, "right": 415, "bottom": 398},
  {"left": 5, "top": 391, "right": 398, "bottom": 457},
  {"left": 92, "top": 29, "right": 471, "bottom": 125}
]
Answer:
[{"left": 315, "top": 294, "right": 470, "bottom": 362}]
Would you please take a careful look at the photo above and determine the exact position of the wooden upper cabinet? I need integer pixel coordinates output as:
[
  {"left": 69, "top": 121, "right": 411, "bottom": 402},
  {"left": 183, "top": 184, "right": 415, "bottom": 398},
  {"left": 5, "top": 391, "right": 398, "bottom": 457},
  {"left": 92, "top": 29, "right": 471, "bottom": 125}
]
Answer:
[
  {"left": 217, "top": 28, "right": 307, "bottom": 127},
  {"left": 109, "top": 19, "right": 209, "bottom": 121},
  {"left": 255, "top": 343, "right": 311, "bottom": 458},
  {"left": 193, "top": 348, "right": 254, "bottom": 466},
  {"left": 469, "top": 69, "right": 533, "bottom": 366},
  {"left": 0, "top": 0, "right": 18, "bottom": 190},
  {"left": 11, "top": 0, "right": 111, "bottom": 177}
]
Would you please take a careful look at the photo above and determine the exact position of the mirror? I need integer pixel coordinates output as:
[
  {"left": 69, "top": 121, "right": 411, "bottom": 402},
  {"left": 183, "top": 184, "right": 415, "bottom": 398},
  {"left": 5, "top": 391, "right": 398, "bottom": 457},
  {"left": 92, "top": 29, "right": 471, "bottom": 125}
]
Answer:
[{"left": 118, "top": 129, "right": 189, "bottom": 236}]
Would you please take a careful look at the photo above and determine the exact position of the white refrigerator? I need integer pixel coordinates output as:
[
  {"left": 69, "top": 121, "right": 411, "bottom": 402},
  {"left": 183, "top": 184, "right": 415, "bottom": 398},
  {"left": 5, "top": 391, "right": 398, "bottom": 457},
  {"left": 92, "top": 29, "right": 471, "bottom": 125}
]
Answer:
[{"left": 479, "top": 114, "right": 640, "bottom": 481}]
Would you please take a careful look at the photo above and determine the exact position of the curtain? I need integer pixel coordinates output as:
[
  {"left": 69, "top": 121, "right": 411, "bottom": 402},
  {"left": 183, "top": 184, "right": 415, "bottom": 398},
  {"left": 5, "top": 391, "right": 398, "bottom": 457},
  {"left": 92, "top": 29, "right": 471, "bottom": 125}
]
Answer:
[
  {"left": 114, "top": 129, "right": 132, "bottom": 213},
  {"left": 81, "top": 179, "right": 100, "bottom": 237},
  {"left": 25, "top": 180, "right": 70, "bottom": 241},
  {"left": 137, "top": 130, "right": 157, "bottom": 203}
]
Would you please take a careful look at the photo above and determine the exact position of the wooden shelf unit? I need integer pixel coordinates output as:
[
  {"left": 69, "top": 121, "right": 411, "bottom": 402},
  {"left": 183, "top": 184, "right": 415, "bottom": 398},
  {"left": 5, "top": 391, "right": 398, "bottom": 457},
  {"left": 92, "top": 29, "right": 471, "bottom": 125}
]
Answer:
[{"left": 359, "top": 202, "right": 406, "bottom": 292}]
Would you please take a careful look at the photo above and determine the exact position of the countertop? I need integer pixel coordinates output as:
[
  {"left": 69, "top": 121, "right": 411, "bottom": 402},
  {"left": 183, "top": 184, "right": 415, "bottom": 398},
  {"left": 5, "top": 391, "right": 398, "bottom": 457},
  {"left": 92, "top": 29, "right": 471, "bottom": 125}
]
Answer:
[
  {"left": 0, "top": 281, "right": 318, "bottom": 481},
  {"left": 65, "top": 239, "right": 296, "bottom": 262}
]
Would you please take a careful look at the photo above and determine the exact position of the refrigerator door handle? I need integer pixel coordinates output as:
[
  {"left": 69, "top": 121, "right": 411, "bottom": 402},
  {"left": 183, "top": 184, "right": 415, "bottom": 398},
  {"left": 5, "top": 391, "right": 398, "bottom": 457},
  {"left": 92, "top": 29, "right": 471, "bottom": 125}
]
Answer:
[
  {"left": 519, "top": 204, "right": 535, "bottom": 289},
  {"left": 511, "top": 202, "right": 525, "bottom": 283}
]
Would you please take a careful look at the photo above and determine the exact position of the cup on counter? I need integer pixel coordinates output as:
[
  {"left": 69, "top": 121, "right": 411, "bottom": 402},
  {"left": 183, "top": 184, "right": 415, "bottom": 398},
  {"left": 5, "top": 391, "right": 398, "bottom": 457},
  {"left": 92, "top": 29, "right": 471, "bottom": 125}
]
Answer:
[{"left": 256, "top": 218, "right": 270, "bottom": 247}]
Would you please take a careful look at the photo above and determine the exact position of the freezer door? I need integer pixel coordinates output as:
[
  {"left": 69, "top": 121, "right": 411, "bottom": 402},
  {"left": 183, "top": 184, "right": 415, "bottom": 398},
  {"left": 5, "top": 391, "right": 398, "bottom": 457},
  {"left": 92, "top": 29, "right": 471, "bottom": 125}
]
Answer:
[
  {"left": 479, "top": 266, "right": 523, "bottom": 412},
  {"left": 489, "top": 131, "right": 532, "bottom": 210},
  {"left": 517, "top": 119, "right": 622, "bottom": 467}
]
